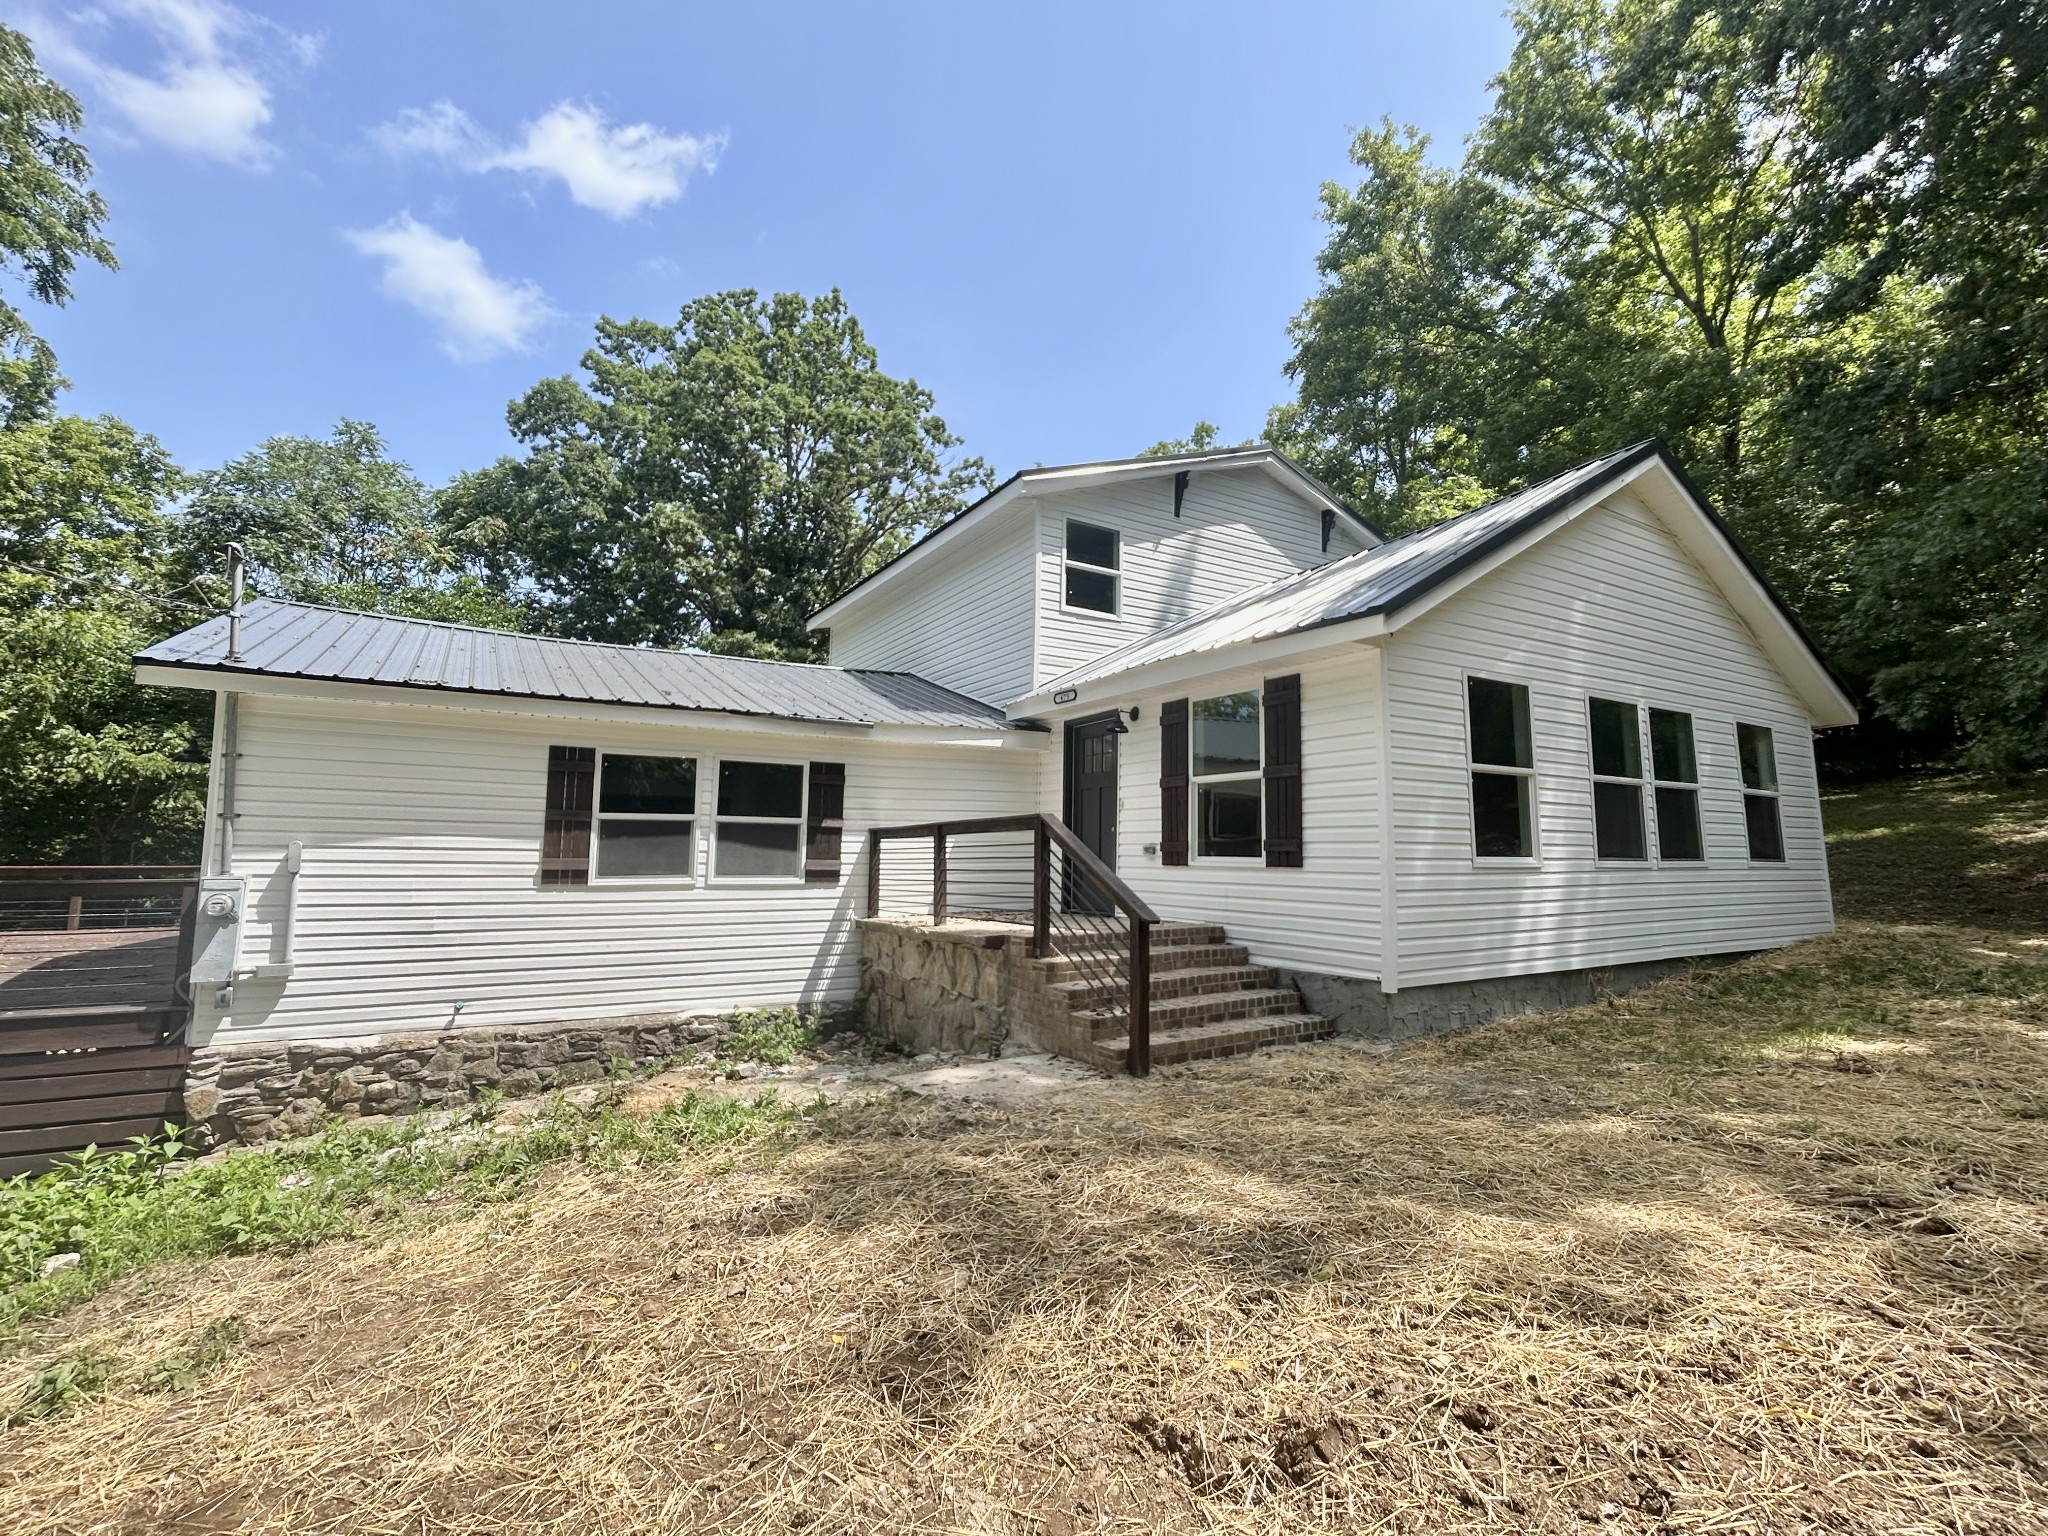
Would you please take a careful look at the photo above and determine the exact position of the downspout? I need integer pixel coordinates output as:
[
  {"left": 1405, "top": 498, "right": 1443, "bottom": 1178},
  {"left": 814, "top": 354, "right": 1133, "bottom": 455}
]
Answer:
[{"left": 1371, "top": 641, "right": 1399, "bottom": 995}]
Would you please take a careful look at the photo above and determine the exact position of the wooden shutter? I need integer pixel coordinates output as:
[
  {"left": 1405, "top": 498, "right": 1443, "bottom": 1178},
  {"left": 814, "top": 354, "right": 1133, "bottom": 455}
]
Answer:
[
  {"left": 1263, "top": 674, "right": 1303, "bottom": 868},
  {"left": 805, "top": 761, "right": 846, "bottom": 883},
  {"left": 1160, "top": 698, "right": 1190, "bottom": 867},
  {"left": 540, "top": 745, "right": 596, "bottom": 886}
]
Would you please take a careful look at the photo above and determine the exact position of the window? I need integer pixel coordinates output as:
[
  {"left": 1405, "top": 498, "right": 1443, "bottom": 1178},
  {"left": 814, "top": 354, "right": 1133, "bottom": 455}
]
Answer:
[
  {"left": 1467, "top": 677, "right": 1534, "bottom": 859},
  {"left": 1064, "top": 520, "right": 1119, "bottom": 614},
  {"left": 1588, "top": 697, "right": 1647, "bottom": 861},
  {"left": 595, "top": 753, "right": 697, "bottom": 879},
  {"left": 1737, "top": 723, "right": 1785, "bottom": 862},
  {"left": 715, "top": 760, "right": 806, "bottom": 878},
  {"left": 1192, "top": 691, "right": 1262, "bottom": 858},
  {"left": 1649, "top": 708, "right": 1704, "bottom": 862}
]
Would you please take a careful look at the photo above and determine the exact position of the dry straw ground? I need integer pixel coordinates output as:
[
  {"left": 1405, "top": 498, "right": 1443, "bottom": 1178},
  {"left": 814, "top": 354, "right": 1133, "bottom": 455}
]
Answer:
[{"left": 2, "top": 775, "right": 2046, "bottom": 1534}]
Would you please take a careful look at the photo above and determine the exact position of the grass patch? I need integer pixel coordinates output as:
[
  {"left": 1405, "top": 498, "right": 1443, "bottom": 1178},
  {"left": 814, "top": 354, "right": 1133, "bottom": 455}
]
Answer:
[
  {"left": 718, "top": 1006, "right": 823, "bottom": 1067},
  {"left": 0, "top": 1089, "right": 800, "bottom": 1339}
]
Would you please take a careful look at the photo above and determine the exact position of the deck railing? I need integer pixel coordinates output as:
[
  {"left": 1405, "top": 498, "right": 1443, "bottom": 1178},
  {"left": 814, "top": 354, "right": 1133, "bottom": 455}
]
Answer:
[{"left": 863, "top": 814, "right": 1159, "bottom": 1075}]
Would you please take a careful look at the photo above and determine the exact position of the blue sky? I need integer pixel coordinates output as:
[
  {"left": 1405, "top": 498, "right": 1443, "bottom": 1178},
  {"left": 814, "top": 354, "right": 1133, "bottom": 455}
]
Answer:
[{"left": 4, "top": 1, "right": 1514, "bottom": 486}]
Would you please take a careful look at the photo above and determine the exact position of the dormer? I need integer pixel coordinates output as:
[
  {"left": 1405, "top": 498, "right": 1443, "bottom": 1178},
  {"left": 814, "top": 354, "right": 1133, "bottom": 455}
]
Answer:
[{"left": 810, "top": 447, "right": 1378, "bottom": 707}]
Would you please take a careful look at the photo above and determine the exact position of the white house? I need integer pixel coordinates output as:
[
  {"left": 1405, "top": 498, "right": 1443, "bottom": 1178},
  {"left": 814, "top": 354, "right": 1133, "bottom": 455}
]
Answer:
[{"left": 136, "top": 439, "right": 1857, "bottom": 1101}]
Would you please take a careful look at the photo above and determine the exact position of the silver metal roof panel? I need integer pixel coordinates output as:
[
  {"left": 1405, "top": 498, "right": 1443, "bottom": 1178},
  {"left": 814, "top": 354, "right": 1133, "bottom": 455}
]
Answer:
[{"left": 138, "top": 598, "right": 1014, "bottom": 731}]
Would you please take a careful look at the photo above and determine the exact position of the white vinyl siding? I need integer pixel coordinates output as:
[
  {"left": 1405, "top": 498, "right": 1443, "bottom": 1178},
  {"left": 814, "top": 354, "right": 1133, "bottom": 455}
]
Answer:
[
  {"left": 194, "top": 695, "right": 1041, "bottom": 1046},
  {"left": 1033, "top": 645, "right": 1383, "bottom": 980},
  {"left": 1383, "top": 492, "right": 1834, "bottom": 988},
  {"left": 820, "top": 509, "right": 1036, "bottom": 706},
  {"left": 1035, "top": 467, "right": 1368, "bottom": 687}
]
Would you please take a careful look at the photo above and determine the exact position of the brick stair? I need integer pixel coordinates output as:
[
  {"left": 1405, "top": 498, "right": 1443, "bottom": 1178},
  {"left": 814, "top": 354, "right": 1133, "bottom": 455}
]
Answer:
[{"left": 1023, "top": 920, "right": 1333, "bottom": 1072}]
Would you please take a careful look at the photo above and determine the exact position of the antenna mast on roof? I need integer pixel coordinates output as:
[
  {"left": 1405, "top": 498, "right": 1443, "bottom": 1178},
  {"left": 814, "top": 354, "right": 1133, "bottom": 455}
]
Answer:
[{"left": 225, "top": 543, "right": 245, "bottom": 662}]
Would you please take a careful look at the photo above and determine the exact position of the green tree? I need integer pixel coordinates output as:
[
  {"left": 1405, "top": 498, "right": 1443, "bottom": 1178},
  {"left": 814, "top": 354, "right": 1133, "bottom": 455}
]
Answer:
[
  {"left": 1268, "top": 122, "right": 1515, "bottom": 532},
  {"left": 1280, "top": 3, "right": 1823, "bottom": 550},
  {"left": 0, "top": 25, "right": 115, "bottom": 422},
  {"left": 443, "top": 289, "right": 990, "bottom": 658},
  {"left": 1755, "top": 0, "right": 2048, "bottom": 766},
  {"left": 0, "top": 414, "right": 204, "bottom": 861},
  {"left": 1137, "top": 421, "right": 1255, "bottom": 457},
  {"left": 179, "top": 420, "right": 519, "bottom": 626}
]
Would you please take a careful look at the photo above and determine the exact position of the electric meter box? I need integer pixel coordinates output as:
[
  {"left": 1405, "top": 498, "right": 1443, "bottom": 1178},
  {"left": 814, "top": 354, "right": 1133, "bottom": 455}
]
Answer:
[{"left": 189, "top": 875, "right": 247, "bottom": 988}]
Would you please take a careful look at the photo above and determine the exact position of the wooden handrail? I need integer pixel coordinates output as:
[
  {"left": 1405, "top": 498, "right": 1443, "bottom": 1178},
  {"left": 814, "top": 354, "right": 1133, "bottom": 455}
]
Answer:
[
  {"left": 864, "top": 812, "right": 1155, "bottom": 1076},
  {"left": 866, "top": 813, "right": 1158, "bottom": 924}
]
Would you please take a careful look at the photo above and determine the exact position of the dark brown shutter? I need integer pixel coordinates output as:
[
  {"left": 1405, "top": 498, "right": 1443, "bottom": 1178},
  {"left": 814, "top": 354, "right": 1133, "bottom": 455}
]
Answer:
[
  {"left": 540, "top": 745, "right": 595, "bottom": 886},
  {"left": 1160, "top": 698, "right": 1190, "bottom": 867},
  {"left": 805, "top": 761, "right": 846, "bottom": 883},
  {"left": 1263, "top": 674, "right": 1303, "bottom": 868}
]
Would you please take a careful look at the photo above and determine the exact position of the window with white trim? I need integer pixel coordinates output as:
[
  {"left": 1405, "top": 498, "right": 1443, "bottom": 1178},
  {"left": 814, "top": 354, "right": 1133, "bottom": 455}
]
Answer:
[
  {"left": 595, "top": 753, "right": 698, "bottom": 879},
  {"left": 1737, "top": 723, "right": 1785, "bottom": 862},
  {"left": 1588, "top": 697, "right": 1648, "bottom": 861},
  {"left": 1064, "top": 520, "right": 1119, "bottom": 614},
  {"left": 1467, "top": 677, "right": 1535, "bottom": 859},
  {"left": 1192, "top": 691, "right": 1262, "bottom": 858},
  {"left": 715, "top": 760, "right": 806, "bottom": 879},
  {"left": 1649, "top": 708, "right": 1704, "bottom": 861}
]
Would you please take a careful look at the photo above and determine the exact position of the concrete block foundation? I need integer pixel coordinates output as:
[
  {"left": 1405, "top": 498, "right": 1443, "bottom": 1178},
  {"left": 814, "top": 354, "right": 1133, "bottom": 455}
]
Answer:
[{"left": 1277, "top": 954, "right": 1747, "bottom": 1042}]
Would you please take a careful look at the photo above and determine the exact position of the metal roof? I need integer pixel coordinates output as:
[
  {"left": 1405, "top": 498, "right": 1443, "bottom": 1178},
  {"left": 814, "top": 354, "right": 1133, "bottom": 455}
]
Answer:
[
  {"left": 137, "top": 599, "right": 1015, "bottom": 730},
  {"left": 1032, "top": 442, "right": 1664, "bottom": 695}
]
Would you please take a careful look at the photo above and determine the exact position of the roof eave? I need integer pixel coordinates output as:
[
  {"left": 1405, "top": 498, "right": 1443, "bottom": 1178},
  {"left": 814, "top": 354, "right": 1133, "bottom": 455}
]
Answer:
[{"left": 132, "top": 659, "right": 1022, "bottom": 738}]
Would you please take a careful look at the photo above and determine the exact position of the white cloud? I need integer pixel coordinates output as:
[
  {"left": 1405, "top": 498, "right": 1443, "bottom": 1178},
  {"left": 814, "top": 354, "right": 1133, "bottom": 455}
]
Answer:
[
  {"left": 16, "top": 0, "right": 318, "bottom": 169},
  {"left": 343, "top": 215, "right": 552, "bottom": 362},
  {"left": 376, "top": 99, "right": 724, "bottom": 219}
]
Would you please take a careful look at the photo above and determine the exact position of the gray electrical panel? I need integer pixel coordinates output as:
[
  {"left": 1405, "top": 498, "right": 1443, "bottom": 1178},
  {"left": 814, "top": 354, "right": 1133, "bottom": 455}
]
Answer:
[{"left": 188, "top": 875, "right": 246, "bottom": 988}]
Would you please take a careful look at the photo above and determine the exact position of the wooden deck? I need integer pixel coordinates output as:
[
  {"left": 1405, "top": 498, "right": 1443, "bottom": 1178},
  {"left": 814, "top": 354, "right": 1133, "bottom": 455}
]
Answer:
[{"left": 0, "top": 868, "right": 197, "bottom": 1177}]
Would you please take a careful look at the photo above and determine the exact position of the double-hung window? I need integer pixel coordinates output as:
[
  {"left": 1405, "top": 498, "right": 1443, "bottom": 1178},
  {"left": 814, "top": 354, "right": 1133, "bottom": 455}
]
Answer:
[
  {"left": 595, "top": 753, "right": 698, "bottom": 879},
  {"left": 1737, "top": 723, "right": 1785, "bottom": 862},
  {"left": 1467, "top": 677, "right": 1535, "bottom": 859},
  {"left": 1192, "top": 691, "right": 1262, "bottom": 859},
  {"left": 1064, "top": 521, "right": 1119, "bottom": 615},
  {"left": 715, "top": 760, "right": 806, "bottom": 879},
  {"left": 1588, "top": 697, "right": 1648, "bottom": 861},
  {"left": 1648, "top": 708, "right": 1704, "bottom": 861}
]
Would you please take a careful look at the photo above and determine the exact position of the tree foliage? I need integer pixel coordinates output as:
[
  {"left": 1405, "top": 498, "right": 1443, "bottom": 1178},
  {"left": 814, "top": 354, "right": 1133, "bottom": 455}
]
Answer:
[
  {"left": 180, "top": 420, "right": 520, "bottom": 627},
  {"left": 1277, "top": 0, "right": 2048, "bottom": 766},
  {"left": 444, "top": 290, "right": 990, "bottom": 658},
  {"left": 0, "top": 414, "right": 205, "bottom": 861},
  {"left": 0, "top": 25, "right": 114, "bottom": 422}
]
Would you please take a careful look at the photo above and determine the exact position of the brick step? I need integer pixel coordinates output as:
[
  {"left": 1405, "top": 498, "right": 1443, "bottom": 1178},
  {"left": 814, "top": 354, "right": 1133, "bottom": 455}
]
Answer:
[
  {"left": 1035, "top": 942, "right": 1251, "bottom": 982},
  {"left": 1083, "top": 1013, "right": 1334, "bottom": 1071},
  {"left": 1073, "top": 987, "right": 1307, "bottom": 1039},
  {"left": 1047, "top": 921, "right": 1226, "bottom": 953},
  {"left": 1052, "top": 964, "right": 1278, "bottom": 1008}
]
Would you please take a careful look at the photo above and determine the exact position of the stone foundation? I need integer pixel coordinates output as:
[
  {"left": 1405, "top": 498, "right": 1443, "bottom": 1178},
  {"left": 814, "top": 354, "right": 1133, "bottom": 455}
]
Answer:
[
  {"left": 181, "top": 1005, "right": 852, "bottom": 1149},
  {"left": 858, "top": 919, "right": 1039, "bottom": 1057}
]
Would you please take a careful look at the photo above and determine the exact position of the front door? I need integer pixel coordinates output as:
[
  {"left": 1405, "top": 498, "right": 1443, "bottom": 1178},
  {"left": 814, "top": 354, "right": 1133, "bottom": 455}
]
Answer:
[{"left": 1063, "top": 713, "right": 1120, "bottom": 913}]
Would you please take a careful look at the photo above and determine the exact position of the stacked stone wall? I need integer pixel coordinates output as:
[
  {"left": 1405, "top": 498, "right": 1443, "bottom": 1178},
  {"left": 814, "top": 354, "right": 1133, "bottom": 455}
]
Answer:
[
  {"left": 181, "top": 1005, "right": 852, "bottom": 1149},
  {"left": 858, "top": 920, "right": 1033, "bottom": 1056}
]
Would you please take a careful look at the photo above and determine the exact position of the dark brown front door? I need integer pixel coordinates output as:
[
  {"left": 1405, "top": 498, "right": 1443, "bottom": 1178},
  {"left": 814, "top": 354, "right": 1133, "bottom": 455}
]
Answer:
[{"left": 1063, "top": 713, "right": 1120, "bottom": 913}]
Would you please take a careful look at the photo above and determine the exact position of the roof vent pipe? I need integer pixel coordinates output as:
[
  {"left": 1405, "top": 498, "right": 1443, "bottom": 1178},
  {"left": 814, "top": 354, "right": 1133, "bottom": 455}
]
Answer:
[{"left": 225, "top": 542, "right": 246, "bottom": 662}]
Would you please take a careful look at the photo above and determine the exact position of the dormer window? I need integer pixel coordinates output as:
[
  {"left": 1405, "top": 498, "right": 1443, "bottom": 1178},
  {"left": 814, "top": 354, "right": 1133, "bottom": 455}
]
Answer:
[{"left": 1064, "top": 520, "right": 1119, "bottom": 615}]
